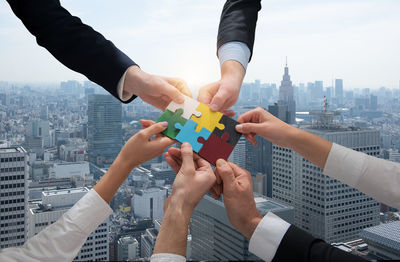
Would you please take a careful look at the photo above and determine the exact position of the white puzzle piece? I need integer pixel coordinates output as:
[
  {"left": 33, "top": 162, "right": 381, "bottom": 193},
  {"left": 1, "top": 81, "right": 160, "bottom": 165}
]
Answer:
[{"left": 166, "top": 95, "right": 202, "bottom": 119}]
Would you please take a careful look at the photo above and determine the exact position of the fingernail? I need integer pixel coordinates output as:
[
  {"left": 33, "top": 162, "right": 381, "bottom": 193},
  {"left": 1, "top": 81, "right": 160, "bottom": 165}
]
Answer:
[
  {"left": 182, "top": 142, "right": 190, "bottom": 148},
  {"left": 210, "top": 104, "right": 218, "bottom": 111},
  {"left": 160, "top": 121, "right": 168, "bottom": 127},
  {"left": 216, "top": 159, "right": 226, "bottom": 167},
  {"left": 236, "top": 125, "right": 243, "bottom": 132},
  {"left": 177, "top": 96, "right": 185, "bottom": 104}
]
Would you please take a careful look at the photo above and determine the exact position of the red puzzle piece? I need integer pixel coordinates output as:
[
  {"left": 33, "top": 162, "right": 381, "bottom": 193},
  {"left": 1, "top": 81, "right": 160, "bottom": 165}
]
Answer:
[{"left": 198, "top": 133, "right": 234, "bottom": 166}]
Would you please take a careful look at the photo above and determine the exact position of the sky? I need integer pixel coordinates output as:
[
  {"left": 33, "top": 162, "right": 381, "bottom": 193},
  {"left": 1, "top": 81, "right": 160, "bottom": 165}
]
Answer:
[{"left": 0, "top": 0, "right": 399, "bottom": 90}]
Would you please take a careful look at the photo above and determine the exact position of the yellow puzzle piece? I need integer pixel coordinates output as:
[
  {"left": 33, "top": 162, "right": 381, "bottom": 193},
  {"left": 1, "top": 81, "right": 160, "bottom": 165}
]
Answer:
[{"left": 190, "top": 103, "right": 225, "bottom": 132}]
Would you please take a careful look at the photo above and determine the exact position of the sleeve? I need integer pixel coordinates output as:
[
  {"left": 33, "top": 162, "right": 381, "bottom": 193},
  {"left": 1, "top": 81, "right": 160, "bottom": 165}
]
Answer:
[
  {"left": 117, "top": 69, "right": 135, "bottom": 102},
  {"left": 323, "top": 143, "right": 400, "bottom": 210},
  {"left": 0, "top": 189, "right": 113, "bottom": 262},
  {"left": 249, "top": 212, "right": 291, "bottom": 262},
  {"left": 6, "top": 0, "right": 137, "bottom": 104},
  {"left": 217, "top": 0, "right": 262, "bottom": 61},
  {"left": 150, "top": 253, "right": 186, "bottom": 262},
  {"left": 217, "top": 41, "right": 251, "bottom": 70},
  {"left": 271, "top": 225, "right": 367, "bottom": 262}
]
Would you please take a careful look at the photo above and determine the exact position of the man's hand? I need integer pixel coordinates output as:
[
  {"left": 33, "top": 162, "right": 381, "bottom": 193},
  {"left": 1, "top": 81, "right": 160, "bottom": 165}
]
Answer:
[
  {"left": 198, "top": 60, "right": 245, "bottom": 116},
  {"left": 215, "top": 159, "right": 262, "bottom": 239},
  {"left": 124, "top": 66, "right": 192, "bottom": 110}
]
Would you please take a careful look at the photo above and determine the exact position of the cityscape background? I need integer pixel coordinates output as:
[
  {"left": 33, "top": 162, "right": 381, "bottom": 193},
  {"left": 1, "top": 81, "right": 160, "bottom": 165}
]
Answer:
[{"left": 1, "top": 0, "right": 400, "bottom": 261}]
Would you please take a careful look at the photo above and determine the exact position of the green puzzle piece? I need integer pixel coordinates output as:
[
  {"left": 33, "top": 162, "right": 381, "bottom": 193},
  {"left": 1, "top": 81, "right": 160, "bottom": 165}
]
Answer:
[{"left": 156, "top": 108, "right": 187, "bottom": 139}]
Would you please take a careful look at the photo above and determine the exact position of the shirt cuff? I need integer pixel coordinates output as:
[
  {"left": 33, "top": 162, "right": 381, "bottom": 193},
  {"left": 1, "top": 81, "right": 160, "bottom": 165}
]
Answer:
[
  {"left": 217, "top": 41, "right": 251, "bottom": 70},
  {"left": 249, "top": 212, "right": 291, "bottom": 262},
  {"left": 117, "top": 69, "right": 134, "bottom": 102},
  {"left": 63, "top": 189, "right": 113, "bottom": 235},
  {"left": 150, "top": 253, "right": 186, "bottom": 262},
  {"left": 323, "top": 143, "right": 365, "bottom": 188}
]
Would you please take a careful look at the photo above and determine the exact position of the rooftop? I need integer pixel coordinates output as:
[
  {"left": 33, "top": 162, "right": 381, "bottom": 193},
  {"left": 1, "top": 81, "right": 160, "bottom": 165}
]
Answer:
[
  {"left": 42, "top": 187, "right": 88, "bottom": 196},
  {"left": 0, "top": 147, "right": 26, "bottom": 154},
  {"left": 360, "top": 221, "right": 400, "bottom": 252}
]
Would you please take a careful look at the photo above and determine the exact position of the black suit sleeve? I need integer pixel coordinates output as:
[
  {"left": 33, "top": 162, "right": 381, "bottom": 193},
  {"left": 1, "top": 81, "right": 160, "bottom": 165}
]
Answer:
[
  {"left": 217, "top": 0, "right": 261, "bottom": 61},
  {"left": 6, "top": 0, "right": 137, "bottom": 103},
  {"left": 272, "top": 225, "right": 367, "bottom": 262}
]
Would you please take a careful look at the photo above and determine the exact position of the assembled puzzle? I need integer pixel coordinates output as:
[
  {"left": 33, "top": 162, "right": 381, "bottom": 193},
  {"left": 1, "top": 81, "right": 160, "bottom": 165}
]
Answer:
[{"left": 156, "top": 95, "right": 242, "bottom": 166}]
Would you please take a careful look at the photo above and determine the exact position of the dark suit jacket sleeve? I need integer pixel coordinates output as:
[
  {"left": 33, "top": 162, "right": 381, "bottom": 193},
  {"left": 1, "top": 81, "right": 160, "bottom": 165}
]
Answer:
[
  {"left": 271, "top": 225, "right": 367, "bottom": 262},
  {"left": 217, "top": 0, "right": 261, "bottom": 61},
  {"left": 6, "top": 0, "right": 137, "bottom": 103}
]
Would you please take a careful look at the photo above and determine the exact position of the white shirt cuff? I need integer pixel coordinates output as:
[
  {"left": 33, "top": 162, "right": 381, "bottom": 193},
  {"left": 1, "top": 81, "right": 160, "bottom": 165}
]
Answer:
[
  {"left": 150, "top": 253, "right": 186, "bottom": 262},
  {"left": 217, "top": 41, "right": 251, "bottom": 70},
  {"left": 249, "top": 212, "right": 291, "bottom": 262},
  {"left": 117, "top": 69, "right": 134, "bottom": 102},
  {"left": 323, "top": 143, "right": 365, "bottom": 188}
]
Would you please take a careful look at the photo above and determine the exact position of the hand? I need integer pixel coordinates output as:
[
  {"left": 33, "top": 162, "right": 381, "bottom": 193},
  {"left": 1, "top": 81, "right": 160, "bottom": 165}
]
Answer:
[
  {"left": 164, "top": 143, "right": 216, "bottom": 214},
  {"left": 236, "top": 107, "right": 296, "bottom": 147},
  {"left": 215, "top": 159, "right": 262, "bottom": 239},
  {"left": 124, "top": 66, "right": 192, "bottom": 110},
  {"left": 117, "top": 120, "right": 175, "bottom": 170},
  {"left": 198, "top": 60, "right": 245, "bottom": 116}
]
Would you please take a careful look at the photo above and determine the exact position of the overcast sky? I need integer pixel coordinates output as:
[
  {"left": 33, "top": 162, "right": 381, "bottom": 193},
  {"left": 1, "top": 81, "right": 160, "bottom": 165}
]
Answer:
[{"left": 0, "top": 0, "right": 399, "bottom": 90}]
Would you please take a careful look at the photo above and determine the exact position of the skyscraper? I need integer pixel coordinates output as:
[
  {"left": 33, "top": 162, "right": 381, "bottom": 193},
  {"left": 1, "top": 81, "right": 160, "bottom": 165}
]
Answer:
[
  {"left": 335, "top": 79, "right": 344, "bottom": 105},
  {"left": 0, "top": 147, "right": 28, "bottom": 248},
  {"left": 278, "top": 60, "right": 296, "bottom": 123},
  {"left": 191, "top": 194, "right": 293, "bottom": 260},
  {"left": 272, "top": 111, "right": 380, "bottom": 243},
  {"left": 88, "top": 94, "right": 122, "bottom": 167}
]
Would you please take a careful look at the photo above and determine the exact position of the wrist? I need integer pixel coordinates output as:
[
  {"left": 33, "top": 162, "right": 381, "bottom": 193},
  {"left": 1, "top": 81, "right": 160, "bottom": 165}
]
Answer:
[
  {"left": 221, "top": 60, "right": 245, "bottom": 82},
  {"left": 242, "top": 214, "right": 263, "bottom": 239},
  {"left": 285, "top": 126, "right": 303, "bottom": 149},
  {"left": 166, "top": 192, "right": 194, "bottom": 219},
  {"left": 124, "top": 65, "right": 144, "bottom": 95}
]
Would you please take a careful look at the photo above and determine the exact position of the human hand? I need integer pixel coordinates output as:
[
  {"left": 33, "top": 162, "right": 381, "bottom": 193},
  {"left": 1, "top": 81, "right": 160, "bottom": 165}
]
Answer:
[
  {"left": 198, "top": 60, "right": 245, "bottom": 116},
  {"left": 164, "top": 143, "right": 216, "bottom": 215},
  {"left": 215, "top": 159, "right": 262, "bottom": 239},
  {"left": 124, "top": 66, "right": 192, "bottom": 110},
  {"left": 117, "top": 120, "right": 175, "bottom": 170},
  {"left": 236, "top": 107, "right": 297, "bottom": 147}
]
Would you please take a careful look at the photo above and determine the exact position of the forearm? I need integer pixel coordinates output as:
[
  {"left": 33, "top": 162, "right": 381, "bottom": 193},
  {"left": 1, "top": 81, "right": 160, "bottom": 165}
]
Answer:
[
  {"left": 287, "top": 127, "right": 333, "bottom": 169},
  {"left": 153, "top": 198, "right": 191, "bottom": 256}
]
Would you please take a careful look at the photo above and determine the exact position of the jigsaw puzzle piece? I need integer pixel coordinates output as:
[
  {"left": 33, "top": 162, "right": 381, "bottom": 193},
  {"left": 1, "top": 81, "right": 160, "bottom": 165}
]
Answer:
[
  {"left": 198, "top": 132, "right": 234, "bottom": 166},
  {"left": 175, "top": 120, "right": 211, "bottom": 153},
  {"left": 190, "top": 103, "right": 224, "bottom": 133},
  {"left": 213, "top": 115, "right": 242, "bottom": 146},
  {"left": 166, "top": 95, "right": 201, "bottom": 119},
  {"left": 156, "top": 108, "right": 187, "bottom": 139}
]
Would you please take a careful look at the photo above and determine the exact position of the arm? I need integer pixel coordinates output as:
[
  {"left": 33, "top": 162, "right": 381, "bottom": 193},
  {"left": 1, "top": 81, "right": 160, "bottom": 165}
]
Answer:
[
  {"left": 198, "top": 0, "right": 261, "bottom": 113},
  {"left": 0, "top": 121, "right": 175, "bottom": 262},
  {"left": 236, "top": 107, "right": 400, "bottom": 209},
  {"left": 214, "top": 160, "right": 367, "bottom": 262},
  {"left": 151, "top": 143, "right": 217, "bottom": 260}
]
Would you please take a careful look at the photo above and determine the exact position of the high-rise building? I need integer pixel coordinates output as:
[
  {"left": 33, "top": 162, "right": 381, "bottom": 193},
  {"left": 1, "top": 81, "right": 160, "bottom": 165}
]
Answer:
[
  {"left": 132, "top": 187, "right": 166, "bottom": 221},
  {"left": 272, "top": 111, "right": 380, "bottom": 243},
  {"left": 335, "top": 79, "right": 344, "bottom": 104},
  {"left": 140, "top": 228, "right": 158, "bottom": 258},
  {"left": 27, "top": 188, "right": 109, "bottom": 261},
  {"left": 228, "top": 136, "right": 246, "bottom": 169},
  {"left": 191, "top": 194, "right": 293, "bottom": 260},
  {"left": 370, "top": 95, "right": 378, "bottom": 110},
  {"left": 278, "top": 60, "right": 296, "bottom": 124},
  {"left": 0, "top": 147, "right": 28, "bottom": 249},
  {"left": 88, "top": 94, "right": 122, "bottom": 167},
  {"left": 116, "top": 236, "right": 139, "bottom": 261}
]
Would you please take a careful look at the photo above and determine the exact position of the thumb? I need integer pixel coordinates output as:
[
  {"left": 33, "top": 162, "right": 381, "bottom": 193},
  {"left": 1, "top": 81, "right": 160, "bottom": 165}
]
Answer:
[
  {"left": 180, "top": 143, "right": 195, "bottom": 172},
  {"left": 161, "top": 81, "right": 185, "bottom": 104},
  {"left": 209, "top": 88, "right": 228, "bottom": 112},
  {"left": 141, "top": 121, "right": 168, "bottom": 139},
  {"left": 215, "top": 159, "right": 235, "bottom": 189},
  {"left": 235, "top": 123, "right": 262, "bottom": 135}
]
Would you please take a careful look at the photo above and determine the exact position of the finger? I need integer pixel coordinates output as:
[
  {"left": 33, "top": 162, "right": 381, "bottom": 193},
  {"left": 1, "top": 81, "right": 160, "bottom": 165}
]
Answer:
[
  {"left": 161, "top": 81, "right": 185, "bottom": 104},
  {"left": 198, "top": 82, "right": 219, "bottom": 105},
  {"left": 227, "top": 161, "right": 248, "bottom": 178},
  {"left": 152, "top": 136, "right": 175, "bottom": 148},
  {"left": 215, "top": 159, "right": 235, "bottom": 188},
  {"left": 213, "top": 183, "right": 222, "bottom": 197},
  {"left": 210, "top": 88, "right": 229, "bottom": 112},
  {"left": 244, "top": 133, "right": 258, "bottom": 146},
  {"left": 222, "top": 110, "right": 235, "bottom": 117},
  {"left": 140, "top": 119, "right": 155, "bottom": 129},
  {"left": 168, "top": 147, "right": 181, "bottom": 159},
  {"left": 237, "top": 108, "right": 262, "bottom": 123},
  {"left": 141, "top": 121, "right": 168, "bottom": 139},
  {"left": 180, "top": 142, "right": 195, "bottom": 172},
  {"left": 163, "top": 77, "right": 192, "bottom": 98},
  {"left": 209, "top": 187, "right": 218, "bottom": 200},
  {"left": 235, "top": 123, "right": 261, "bottom": 135},
  {"left": 165, "top": 152, "right": 180, "bottom": 173}
]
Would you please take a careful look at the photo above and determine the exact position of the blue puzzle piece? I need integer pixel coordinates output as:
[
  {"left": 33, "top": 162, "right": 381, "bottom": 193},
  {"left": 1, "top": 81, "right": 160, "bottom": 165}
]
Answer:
[{"left": 175, "top": 120, "right": 211, "bottom": 153}]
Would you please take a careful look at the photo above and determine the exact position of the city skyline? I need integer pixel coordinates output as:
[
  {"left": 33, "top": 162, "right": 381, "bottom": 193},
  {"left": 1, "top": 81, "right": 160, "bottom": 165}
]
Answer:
[{"left": 0, "top": 0, "right": 399, "bottom": 90}]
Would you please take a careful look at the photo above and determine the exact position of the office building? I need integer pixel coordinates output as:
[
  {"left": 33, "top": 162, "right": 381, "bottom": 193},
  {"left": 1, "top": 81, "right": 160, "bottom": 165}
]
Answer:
[
  {"left": 26, "top": 120, "right": 51, "bottom": 148},
  {"left": 0, "top": 147, "right": 28, "bottom": 248},
  {"left": 360, "top": 221, "right": 400, "bottom": 260},
  {"left": 116, "top": 236, "right": 139, "bottom": 261},
  {"left": 335, "top": 79, "right": 343, "bottom": 104},
  {"left": 191, "top": 194, "right": 293, "bottom": 260},
  {"left": 272, "top": 110, "right": 380, "bottom": 243},
  {"left": 278, "top": 60, "right": 296, "bottom": 124},
  {"left": 228, "top": 136, "right": 246, "bottom": 169},
  {"left": 132, "top": 187, "right": 166, "bottom": 221},
  {"left": 27, "top": 188, "right": 109, "bottom": 261},
  {"left": 141, "top": 228, "right": 158, "bottom": 258},
  {"left": 88, "top": 94, "right": 122, "bottom": 167}
]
